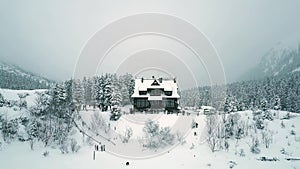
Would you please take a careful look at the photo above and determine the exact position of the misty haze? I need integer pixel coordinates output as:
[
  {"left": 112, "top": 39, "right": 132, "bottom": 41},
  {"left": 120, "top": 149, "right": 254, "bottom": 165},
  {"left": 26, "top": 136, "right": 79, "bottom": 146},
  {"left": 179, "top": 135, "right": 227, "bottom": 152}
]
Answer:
[{"left": 0, "top": 1, "right": 300, "bottom": 169}]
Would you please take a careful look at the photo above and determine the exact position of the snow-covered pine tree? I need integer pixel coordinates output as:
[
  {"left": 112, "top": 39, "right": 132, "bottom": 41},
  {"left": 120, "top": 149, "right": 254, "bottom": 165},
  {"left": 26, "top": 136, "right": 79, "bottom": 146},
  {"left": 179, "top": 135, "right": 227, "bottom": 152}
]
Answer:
[
  {"left": 64, "top": 79, "right": 73, "bottom": 104},
  {"left": 119, "top": 73, "right": 135, "bottom": 103},
  {"left": 260, "top": 98, "right": 268, "bottom": 111},
  {"left": 224, "top": 96, "right": 233, "bottom": 113},
  {"left": 52, "top": 83, "right": 67, "bottom": 110},
  {"left": 82, "top": 77, "right": 93, "bottom": 105},
  {"left": 111, "top": 75, "right": 122, "bottom": 106},
  {"left": 0, "top": 93, "right": 5, "bottom": 107},
  {"left": 72, "top": 79, "right": 84, "bottom": 110},
  {"left": 273, "top": 95, "right": 281, "bottom": 110},
  {"left": 92, "top": 76, "right": 105, "bottom": 110},
  {"left": 103, "top": 74, "right": 113, "bottom": 111},
  {"left": 120, "top": 85, "right": 130, "bottom": 106}
]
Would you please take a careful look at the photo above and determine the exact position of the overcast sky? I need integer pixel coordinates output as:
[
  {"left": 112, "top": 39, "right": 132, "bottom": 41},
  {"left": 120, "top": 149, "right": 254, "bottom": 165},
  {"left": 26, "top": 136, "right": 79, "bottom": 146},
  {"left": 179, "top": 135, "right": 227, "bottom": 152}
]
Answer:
[{"left": 0, "top": 0, "right": 299, "bottom": 83}]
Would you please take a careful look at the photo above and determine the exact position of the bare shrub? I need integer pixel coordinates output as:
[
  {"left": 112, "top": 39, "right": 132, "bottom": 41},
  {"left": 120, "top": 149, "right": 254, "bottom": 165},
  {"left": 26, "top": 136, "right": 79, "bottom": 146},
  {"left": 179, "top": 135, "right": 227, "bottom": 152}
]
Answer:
[
  {"left": 142, "top": 120, "right": 175, "bottom": 149},
  {"left": 120, "top": 127, "right": 133, "bottom": 143},
  {"left": 59, "top": 141, "right": 69, "bottom": 154},
  {"left": 43, "top": 151, "right": 49, "bottom": 157},
  {"left": 70, "top": 138, "right": 81, "bottom": 153},
  {"left": 261, "top": 129, "right": 273, "bottom": 148},
  {"left": 250, "top": 136, "right": 260, "bottom": 154},
  {"left": 90, "top": 112, "right": 110, "bottom": 134}
]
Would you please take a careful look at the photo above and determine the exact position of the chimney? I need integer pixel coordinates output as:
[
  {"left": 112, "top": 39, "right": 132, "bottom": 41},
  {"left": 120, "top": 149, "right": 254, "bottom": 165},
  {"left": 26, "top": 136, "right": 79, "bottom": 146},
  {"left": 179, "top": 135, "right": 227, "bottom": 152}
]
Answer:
[
  {"left": 174, "top": 78, "right": 176, "bottom": 83},
  {"left": 158, "top": 77, "right": 162, "bottom": 83},
  {"left": 141, "top": 77, "right": 144, "bottom": 83}
]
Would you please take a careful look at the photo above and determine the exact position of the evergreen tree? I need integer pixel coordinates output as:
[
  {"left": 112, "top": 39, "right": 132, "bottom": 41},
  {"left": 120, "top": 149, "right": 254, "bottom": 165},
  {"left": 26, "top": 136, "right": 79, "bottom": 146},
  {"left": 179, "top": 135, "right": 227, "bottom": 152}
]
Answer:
[
  {"left": 72, "top": 79, "right": 84, "bottom": 110},
  {"left": 0, "top": 93, "right": 5, "bottom": 107},
  {"left": 82, "top": 77, "right": 93, "bottom": 105},
  {"left": 111, "top": 78, "right": 122, "bottom": 106}
]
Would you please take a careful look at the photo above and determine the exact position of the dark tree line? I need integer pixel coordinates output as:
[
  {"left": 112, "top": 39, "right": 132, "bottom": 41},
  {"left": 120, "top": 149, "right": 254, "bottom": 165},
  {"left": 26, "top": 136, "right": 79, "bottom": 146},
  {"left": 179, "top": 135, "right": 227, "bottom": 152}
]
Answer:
[
  {"left": 0, "top": 69, "right": 52, "bottom": 90},
  {"left": 181, "top": 72, "right": 300, "bottom": 113}
]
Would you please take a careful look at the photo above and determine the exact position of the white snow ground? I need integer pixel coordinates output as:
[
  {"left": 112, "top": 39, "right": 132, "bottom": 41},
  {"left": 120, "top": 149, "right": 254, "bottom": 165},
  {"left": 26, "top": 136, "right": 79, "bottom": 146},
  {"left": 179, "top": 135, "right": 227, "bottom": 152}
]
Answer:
[{"left": 0, "top": 89, "right": 300, "bottom": 169}]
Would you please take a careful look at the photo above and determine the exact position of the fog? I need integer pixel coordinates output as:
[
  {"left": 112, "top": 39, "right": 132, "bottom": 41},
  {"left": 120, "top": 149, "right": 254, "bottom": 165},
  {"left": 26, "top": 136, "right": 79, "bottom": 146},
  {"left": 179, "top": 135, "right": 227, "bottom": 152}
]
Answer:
[{"left": 0, "top": 0, "right": 299, "bottom": 84}]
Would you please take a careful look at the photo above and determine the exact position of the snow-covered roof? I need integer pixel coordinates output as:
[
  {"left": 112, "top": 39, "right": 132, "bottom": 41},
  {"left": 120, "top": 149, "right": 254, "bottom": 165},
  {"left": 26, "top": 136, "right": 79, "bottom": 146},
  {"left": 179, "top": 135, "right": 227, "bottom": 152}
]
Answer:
[{"left": 131, "top": 78, "right": 180, "bottom": 99}]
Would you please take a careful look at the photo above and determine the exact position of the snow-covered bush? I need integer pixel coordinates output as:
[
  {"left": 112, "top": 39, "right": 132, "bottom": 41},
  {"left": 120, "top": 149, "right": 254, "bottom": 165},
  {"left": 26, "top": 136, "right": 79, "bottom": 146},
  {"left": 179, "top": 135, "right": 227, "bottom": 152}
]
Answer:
[
  {"left": 190, "top": 143, "right": 195, "bottom": 150},
  {"left": 176, "top": 131, "right": 185, "bottom": 145},
  {"left": 0, "top": 93, "right": 5, "bottom": 107},
  {"left": 280, "top": 148, "right": 289, "bottom": 155},
  {"left": 59, "top": 141, "right": 69, "bottom": 154},
  {"left": 1, "top": 119, "right": 19, "bottom": 143},
  {"left": 205, "top": 114, "right": 225, "bottom": 152},
  {"left": 90, "top": 112, "right": 110, "bottom": 134},
  {"left": 120, "top": 127, "right": 133, "bottom": 143},
  {"left": 235, "top": 126, "right": 244, "bottom": 140},
  {"left": 207, "top": 131, "right": 218, "bottom": 152},
  {"left": 110, "top": 109, "right": 122, "bottom": 121},
  {"left": 17, "top": 93, "right": 29, "bottom": 110},
  {"left": 261, "top": 130, "right": 273, "bottom": 148},
  {"left": 224, "top": 113, "right": 247, "bottom": 140},
  {"left": 159, "top": 127, "right": 175, "bottom": 147},
  {"left": 251, "top": 145, "right": 261, "bottom": 154},
  {"left": 239, "top": 148, "right": 245, "bottom": 157},
  {"left": 282, "top": 112, "right": 291, "bottom": 120},
  {"left": 250, "top": 136, "right": 260, "bottom": 154},
  {"left": 142, "top": 120, "right": 175, "bottom": 149},
  {"left": 290, "top": 130, "right": 296, "bottom": 135},
  {"left": 252, "top": 110, "right": 262, "bottom": 117},
  {"left": 260, "top": 98, "right": 268, "bottom": 111},
  {"left": 281, "top": 121, "right": 285, "bottom": 128},
  {"left": 206, "top": 114, "right": 219, "bottom": 135},
  {"left": 255, "top": 116, "right": 265, "bottom": 130},
  {"left": 43, "top": 151, "right": 49, "bottom": 157},
  {"left": 142, "top": 120, "right": 160, "bottom": 149},
  {"left": 262, "top": 110, "right": 273, "bottom": 121},
  {"left": 18, "top": 100, "right": 27, "bottom": 110},
  {"left": 70, "top": 138, "right": 80, "bottom": 153}
]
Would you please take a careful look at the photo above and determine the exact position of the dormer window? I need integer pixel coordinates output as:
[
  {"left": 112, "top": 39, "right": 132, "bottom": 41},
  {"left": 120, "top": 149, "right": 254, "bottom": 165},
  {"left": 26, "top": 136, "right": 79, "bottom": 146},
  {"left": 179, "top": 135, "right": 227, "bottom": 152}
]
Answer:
[
  {"left": 139, "top": 91, "right": 147, "bottom": 95},
  {"left": 165, "top": 91, "right": 172, "bottom": 96}
]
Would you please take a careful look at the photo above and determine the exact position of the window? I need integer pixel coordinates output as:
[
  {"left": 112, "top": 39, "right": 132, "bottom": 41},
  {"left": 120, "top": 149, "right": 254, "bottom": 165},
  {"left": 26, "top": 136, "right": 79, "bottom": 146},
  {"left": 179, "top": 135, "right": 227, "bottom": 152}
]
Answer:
[
  {"left": 139, "top": 91, "right": 147, "bottom": 95},
  {"left": 150, "top": 89, "right": 162, "bottom": 96},
  {"left": 136, "top": 99, "right": 148, "bottom": 108},
  {"left": 166, "top": 100, "right": 175, "bottom": 107}
]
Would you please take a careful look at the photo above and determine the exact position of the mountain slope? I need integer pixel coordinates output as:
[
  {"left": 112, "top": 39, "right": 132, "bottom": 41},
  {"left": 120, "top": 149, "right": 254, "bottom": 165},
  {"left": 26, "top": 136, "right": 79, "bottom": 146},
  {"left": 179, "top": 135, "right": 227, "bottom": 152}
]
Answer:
[
  {"left": 240, "top": 42, "right": 300, "bottom": 81},
  {"left": 0, "top": 61, "right": 53, "bottom": 89}
]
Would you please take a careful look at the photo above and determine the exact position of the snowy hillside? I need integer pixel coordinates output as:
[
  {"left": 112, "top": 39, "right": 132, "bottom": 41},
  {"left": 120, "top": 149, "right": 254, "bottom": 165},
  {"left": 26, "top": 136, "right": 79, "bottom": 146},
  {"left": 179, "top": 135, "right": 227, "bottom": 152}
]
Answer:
[
  {"left": 241, "top": 42, "right": 300, "bottom": 80},
  {"left": 1, "top": 89, "right": 300, "bottom": 169},
  {"left": 0, "top": 61, "right": 53, "bottom": 89}
]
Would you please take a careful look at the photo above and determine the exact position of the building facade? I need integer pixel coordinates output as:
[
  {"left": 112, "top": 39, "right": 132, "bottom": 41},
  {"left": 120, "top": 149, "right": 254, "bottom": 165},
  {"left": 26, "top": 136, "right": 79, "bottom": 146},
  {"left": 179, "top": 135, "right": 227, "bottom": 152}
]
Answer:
[{"left": 131, "top": 77, "right": 180, "bottom": 112}]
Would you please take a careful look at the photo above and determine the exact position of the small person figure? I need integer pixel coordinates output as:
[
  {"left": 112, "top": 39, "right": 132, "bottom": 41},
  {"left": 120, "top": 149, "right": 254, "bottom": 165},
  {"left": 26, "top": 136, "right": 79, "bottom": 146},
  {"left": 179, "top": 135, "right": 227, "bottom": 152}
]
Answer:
[
  {"left": 225, "top": 140, "right": 229, "bottom": 152},
  {"left": 194, "top": 132, "right": 197, "bottom": 136},
  {"left": 100, "top": 145, "right": 106, "bottom": 152}
]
